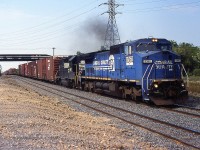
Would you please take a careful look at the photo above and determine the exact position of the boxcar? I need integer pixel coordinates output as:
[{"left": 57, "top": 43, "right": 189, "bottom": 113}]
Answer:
[
  {"left": 28, "top": 61, "right": 37, "bottom": 78},
  {"left": 45, "top": 56, "right": 62, "bottom": 82}
]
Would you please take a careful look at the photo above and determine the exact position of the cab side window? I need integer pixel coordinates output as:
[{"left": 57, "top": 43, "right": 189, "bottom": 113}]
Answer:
[{"left": 125, "top": 46, "right": 132, "bottom": 55}]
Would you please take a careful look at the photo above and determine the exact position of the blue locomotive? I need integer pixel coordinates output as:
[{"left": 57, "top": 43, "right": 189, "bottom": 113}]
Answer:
[{"left": 57, "top": 38, "right": 188, "bottom": 105}]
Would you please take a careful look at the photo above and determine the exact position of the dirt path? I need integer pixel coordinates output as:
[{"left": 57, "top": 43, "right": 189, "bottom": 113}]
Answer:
[{"left": 0, "top": 76, "right": 164, "bottom": 149}]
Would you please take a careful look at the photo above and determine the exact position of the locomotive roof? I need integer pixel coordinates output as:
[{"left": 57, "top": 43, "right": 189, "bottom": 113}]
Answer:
[
  {"left": 114, "top": 38, "right": 171, "bottom": 47},
  {"left": 109, "top": 38, "right": 171, "bottom": 50},
  {"left": 127, "top": 38, "right": 171, "bottom": 45},
  {"left": 136, "top": 38, "right": 169, "bottom": 42}
]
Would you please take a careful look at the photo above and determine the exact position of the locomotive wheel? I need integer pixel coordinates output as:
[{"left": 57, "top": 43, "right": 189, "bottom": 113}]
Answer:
[
  {"left": 177, "top": 90, "right": 188, "bottom": 104},
  {"left": 130, "top": 93, "right": 136, "bottom": 100},
  {"left": 80, "top": 84, "right": 84, "bottom": 91},
  {"left": 122, "top": 90, "right": 126, "bottom": 99},
  {"left": 72, "top": 82, "right": 76, "bottom": 89},
  {"left": 89, "top": 88, "right": 94, "bottom": 93},
  {"left": 84, "top": 84, "right": 89, "bottom": 91}
]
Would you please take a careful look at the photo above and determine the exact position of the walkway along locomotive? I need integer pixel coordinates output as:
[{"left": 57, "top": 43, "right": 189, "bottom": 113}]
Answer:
[{"left": 19, "top": 38, "right": 188, "bottom": 105}]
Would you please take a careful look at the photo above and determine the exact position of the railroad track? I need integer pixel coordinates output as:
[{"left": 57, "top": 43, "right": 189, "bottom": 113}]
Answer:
[
  {"left": 17, "top": 77, "right": 200, "bottom": 149},
  {"left": 134, "top": 102, "right": 200, "bottom": 119},
  {"left": 163, "top": 107, "right": 200, "bottom": 118},
  {"left": 174, "top": 104, "right": 200, "bottom": 112}
]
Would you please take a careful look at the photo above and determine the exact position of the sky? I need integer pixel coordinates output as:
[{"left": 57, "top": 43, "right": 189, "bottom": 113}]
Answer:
[{"left": 0, "top": 0, "right": 199, "bottom": 71}]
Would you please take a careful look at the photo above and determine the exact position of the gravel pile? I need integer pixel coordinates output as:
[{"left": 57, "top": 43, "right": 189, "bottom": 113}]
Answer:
[{"left": 15, "top": 76, "right": 200, "bottom": 149}]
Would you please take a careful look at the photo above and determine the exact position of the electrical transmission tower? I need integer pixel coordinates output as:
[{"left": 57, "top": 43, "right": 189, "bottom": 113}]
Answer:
[{"left": 100, "top": 0, "right": 123, "bottom": 49}]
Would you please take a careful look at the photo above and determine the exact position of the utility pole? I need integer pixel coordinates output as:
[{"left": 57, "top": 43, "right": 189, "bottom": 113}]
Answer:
[
  {"left": 52, "top": 47, "right": 56, "bottom": 56},
  {"left": 100, "top": 0, "right": 123, "bottom": 49},
  {"left": 0, "top": 65, "right": 2, "bottom": 76}
]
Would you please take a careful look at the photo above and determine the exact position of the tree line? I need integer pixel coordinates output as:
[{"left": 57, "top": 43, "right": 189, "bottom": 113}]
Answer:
[{"left": 171, "top": 41, "right": 200, "bottom": 76}]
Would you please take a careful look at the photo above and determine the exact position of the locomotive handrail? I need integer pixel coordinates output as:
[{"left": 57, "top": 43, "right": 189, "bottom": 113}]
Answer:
[
  {"left": 144, "top": 63, "right": 189, "bottom": 93},
  {"left": 142, "top": 64, "right": 151, "bottom": 94},
  {"left": 181, "top": 64, "right": 189, "bottom": 87},
  {"left": 147, "top": 64, "right": 155, "bottom": 90}
]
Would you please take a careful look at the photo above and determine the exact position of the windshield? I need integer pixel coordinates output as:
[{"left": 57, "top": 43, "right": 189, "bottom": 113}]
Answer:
[
  {"left": 137, "top": 43, "right": 172, "bottom": 51},
  {"left": 156, "top": 44, "right": 172, "bottom": 51}
]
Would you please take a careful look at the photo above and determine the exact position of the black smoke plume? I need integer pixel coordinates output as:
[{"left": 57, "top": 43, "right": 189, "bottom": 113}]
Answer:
[
  {"left": 83, "top": 17, "right": 107, "bottom": 41},
  {"left": 68, "top": 17, "right": 107, "bottom": 53}
]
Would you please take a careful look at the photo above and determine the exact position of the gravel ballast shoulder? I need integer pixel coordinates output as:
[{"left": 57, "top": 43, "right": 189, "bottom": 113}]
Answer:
[
  {"left": 0, "top": 75, "right": 173, "bottom": 149},
  {"left": 14, "top": 76, "right": 200, "bottom": 149}
]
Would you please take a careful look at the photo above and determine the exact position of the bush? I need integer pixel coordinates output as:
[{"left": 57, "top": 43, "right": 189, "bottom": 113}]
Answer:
[{"left": 193, "top": 69, "right": 200, "bottom": 76}]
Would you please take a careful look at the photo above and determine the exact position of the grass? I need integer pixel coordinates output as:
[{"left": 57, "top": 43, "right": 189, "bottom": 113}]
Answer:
[
  {"left": 188, "top": 76, "right": 200, "bottom": 94},
  {"left": 188, "top": 76, "right": 200, "bottom": 81}
]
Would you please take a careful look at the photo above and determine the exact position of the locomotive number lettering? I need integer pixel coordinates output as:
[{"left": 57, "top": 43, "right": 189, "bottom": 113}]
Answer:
[{"left": 156, "top": 65, "right": 173, "bottom": 71}]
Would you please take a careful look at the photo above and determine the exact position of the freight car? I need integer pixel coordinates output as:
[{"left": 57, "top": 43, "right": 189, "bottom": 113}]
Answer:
[
  {"left": 35, "top": 56, "right": 62, "bottom": 81},
  {"left": 3, "top": 68, "right": 18, "bottom": 75},
  {"left": 18, "top": 64, "right": 25, "bottom": 76},
  {"left": 19, "top": 56, "right": 64, "bottom": 82},
  {"left": 18, "top": 38, "right": 188, "bottom": 105}
]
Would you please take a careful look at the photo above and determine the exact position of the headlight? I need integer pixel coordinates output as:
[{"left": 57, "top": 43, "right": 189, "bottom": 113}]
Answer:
[
  {"left": 143, "top": 60, "right": 152, "bottom": 64},
  {"left": 181, "top": 83, "right": 185, "bottom": 87},
  {"left": 154, "top": 83, "right": 158, "bottom": 88},
  {"left": 152, "top": 38, "right": 158, "bottom": 42}
]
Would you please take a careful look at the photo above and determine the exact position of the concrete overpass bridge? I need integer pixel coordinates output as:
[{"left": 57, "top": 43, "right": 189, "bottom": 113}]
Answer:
[{"left": 0, "top": 54, "right": 51, "bottom": 61}]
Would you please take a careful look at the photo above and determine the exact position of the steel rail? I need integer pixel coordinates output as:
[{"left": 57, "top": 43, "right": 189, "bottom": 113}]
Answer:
[
  {"left": 174, "top": 104, "right": 200, "bottom": 112},
  {"left": 163, "top": 108, "right": 200, "bottom": 118}
]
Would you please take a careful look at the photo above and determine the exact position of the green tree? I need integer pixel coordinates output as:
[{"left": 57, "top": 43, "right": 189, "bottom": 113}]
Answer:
[
  {"left": 76, "top": 51, "right": 83, "bottom": 56},
  {"left": 171, "top": 41, "right": 200, "bottom": 73},
  {"left": 194, "top": 49, "right": 200, "bottom": 62}
]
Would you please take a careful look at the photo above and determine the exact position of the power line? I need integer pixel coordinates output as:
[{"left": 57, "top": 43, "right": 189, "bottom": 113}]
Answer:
[
  {"left": 123, "top": 1, "right": 200, "bottom": 13},
  {"left": 0, "top": 7, "right": 98, "bottom": 45},
  {"left": 0, "top": 22, "right": 81, "bottom": 47},
  {"left": 0, "top": 0, "right": 99, "bottom": 36},
  {"left": 1, "top": 0, "right": 199, "bottom": 49},
  {"left": 123, "top": 0, "right": 170, "bottom": 5},
  {"left": 0, "top": 14, "right": 102, "bottom": 47}
]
